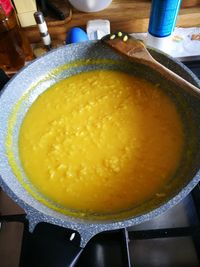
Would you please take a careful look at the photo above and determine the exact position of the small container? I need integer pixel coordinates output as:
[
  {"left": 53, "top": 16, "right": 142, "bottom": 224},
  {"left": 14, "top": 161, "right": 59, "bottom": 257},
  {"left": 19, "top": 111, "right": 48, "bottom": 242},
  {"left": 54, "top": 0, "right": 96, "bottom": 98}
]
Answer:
[
  {"left": 34, "top": 11, "right": 51, "bottom": 50},
  {"left": 0, "top": 0, "right": 34, "bottom": 73},
  {"left": 68, "top": 0, "right": 112, "bottom": 12},
  {"left": 66, "top": 27, "right": 88, "bottom": 44},
  {"left": 146, "top": 0, "right": 182, "bottom": 53}
]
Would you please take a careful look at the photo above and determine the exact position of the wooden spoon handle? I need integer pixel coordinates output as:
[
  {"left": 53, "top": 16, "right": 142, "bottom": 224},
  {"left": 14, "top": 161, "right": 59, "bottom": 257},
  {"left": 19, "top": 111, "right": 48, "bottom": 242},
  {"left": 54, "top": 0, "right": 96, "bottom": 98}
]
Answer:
[
  {"left": 102, "top": 33, "right": 200, "bottom": 99},
  {"left": 145, "top": 57, "right": 200, "bottom": 99}
]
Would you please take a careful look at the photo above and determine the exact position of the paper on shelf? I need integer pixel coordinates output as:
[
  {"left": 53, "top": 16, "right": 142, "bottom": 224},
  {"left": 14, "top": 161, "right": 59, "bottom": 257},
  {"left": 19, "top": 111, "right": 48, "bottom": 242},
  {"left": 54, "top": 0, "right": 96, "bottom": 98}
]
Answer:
[{"left": 131, "top": 27, "right": 200, "bottom": 58}]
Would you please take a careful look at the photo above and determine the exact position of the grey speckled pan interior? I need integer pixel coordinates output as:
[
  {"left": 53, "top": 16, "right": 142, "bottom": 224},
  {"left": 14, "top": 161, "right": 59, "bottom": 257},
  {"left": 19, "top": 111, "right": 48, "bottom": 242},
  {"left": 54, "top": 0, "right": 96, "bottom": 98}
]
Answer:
[{"left": 0, "top": 41, "right": 200, "bottom": 248}]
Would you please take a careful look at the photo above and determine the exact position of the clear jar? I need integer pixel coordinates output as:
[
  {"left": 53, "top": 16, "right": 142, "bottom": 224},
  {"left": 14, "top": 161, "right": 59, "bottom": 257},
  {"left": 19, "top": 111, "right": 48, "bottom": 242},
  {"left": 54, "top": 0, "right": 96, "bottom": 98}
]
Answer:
[{"left": 0, "top": 0, "right": 33, "bottom": 73}]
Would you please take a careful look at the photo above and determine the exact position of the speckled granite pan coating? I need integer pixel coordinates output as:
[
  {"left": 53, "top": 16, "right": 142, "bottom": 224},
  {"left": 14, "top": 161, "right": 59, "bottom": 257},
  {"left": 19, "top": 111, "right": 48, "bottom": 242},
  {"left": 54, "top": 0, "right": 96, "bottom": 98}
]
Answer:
[{"left": 0, "top": 41, "right": 200, "bottom": 247}]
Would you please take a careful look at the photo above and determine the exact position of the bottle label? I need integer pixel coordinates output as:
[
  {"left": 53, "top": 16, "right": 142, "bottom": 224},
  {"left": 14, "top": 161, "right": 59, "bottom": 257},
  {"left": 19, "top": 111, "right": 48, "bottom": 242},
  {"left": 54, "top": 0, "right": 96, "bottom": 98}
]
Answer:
[{"left": 0, "top": 0, "right": 13, "bottom": 16}]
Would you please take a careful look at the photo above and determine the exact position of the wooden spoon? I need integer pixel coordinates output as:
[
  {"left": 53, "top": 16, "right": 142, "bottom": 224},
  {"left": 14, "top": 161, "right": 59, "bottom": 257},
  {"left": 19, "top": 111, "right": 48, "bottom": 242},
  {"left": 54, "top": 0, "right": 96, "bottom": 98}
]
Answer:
[{"left": 102, "top": 32, "right": 200, "bottom": 98}]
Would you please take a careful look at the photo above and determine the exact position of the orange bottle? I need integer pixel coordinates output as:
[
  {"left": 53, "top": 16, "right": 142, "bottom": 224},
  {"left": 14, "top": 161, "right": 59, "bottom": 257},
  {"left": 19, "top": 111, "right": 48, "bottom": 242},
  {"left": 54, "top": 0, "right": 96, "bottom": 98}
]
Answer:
[{"left": 0, "top": 0, "right": 33, "bottom": 73}]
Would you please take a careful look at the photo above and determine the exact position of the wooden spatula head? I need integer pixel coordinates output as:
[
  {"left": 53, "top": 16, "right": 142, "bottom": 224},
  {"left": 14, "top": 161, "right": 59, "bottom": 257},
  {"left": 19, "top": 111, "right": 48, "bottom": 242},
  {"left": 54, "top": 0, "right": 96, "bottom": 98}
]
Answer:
[{"left": 102, "top": 32, "right": 153, "bottom": 62}]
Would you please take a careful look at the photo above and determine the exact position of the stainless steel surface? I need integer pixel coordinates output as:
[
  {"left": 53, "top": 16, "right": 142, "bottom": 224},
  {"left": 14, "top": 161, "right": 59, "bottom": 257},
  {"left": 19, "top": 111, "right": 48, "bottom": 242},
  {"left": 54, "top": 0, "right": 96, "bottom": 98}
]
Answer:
[
  {"left": 177, "top": 56, "right": 200, "bottom": 62},
  {"left": 128, "top": 195, "right": 200, "bottom": 266},
  {"left": 0, "top": 221, "right": 24, "bottom": 267},
  {"left": 0, "top": 222, "right": 23, "bottom": 267},
  {"left": 0, "top": 188, "right": 25, "bottom": 215},
  {"left": 130, "top": 236, "right": 199, "bottom": 267},
  {"left": 0, "top": 188, "right": 25, "bottom": 267},
  {"left": 130, "top": 195, "right": 198, "bottom": 230}
]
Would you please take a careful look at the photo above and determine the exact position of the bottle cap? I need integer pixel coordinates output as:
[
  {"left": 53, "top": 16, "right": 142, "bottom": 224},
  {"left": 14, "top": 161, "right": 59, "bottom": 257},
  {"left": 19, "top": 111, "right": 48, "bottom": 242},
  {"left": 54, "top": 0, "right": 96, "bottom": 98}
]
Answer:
[{"left": 34, "top": 11, "right": 45, "bottom": 24}]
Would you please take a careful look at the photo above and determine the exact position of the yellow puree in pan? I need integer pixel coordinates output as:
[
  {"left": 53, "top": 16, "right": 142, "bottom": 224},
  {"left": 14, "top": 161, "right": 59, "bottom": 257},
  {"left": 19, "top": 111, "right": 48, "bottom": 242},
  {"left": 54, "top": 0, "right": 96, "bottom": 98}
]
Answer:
[{"left": 19, "top": 70, "right": 184, "bottom": 214}]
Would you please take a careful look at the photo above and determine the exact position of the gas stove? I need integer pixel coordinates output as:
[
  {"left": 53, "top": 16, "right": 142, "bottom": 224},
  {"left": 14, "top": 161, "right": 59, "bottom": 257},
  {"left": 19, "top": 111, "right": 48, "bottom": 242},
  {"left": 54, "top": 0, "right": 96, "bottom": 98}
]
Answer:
[{"left": 0, "top": 60, "right": 200, "bottom": 267}]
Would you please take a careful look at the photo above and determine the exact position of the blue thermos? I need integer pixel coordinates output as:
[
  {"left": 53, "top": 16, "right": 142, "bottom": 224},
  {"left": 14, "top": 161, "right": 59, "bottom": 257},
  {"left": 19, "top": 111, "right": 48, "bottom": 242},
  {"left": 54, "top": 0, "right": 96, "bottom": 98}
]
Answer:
[{"left": 146, "top": 0, "right": 182, "bottom": 52}]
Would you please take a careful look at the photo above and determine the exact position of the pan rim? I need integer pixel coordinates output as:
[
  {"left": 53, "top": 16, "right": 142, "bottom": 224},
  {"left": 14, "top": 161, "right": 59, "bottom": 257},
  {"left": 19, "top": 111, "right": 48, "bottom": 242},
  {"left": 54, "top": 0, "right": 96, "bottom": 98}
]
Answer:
[{"left": 0, "top": 41, "right": 200, "bottom": 246}]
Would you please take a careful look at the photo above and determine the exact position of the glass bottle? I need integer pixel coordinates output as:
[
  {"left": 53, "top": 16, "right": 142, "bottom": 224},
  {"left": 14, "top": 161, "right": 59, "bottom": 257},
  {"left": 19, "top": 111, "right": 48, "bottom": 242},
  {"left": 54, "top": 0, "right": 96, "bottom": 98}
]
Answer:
[{"left": 0, "top": 0, "right": 34, "bottom": 73}]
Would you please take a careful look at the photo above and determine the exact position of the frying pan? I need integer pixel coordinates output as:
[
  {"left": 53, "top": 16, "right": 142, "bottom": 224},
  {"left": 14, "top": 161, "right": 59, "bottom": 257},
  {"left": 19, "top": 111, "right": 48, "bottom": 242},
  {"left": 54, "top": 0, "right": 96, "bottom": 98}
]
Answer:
[{"left": 1, "top": 41, "right": 200, "bottom": 266}]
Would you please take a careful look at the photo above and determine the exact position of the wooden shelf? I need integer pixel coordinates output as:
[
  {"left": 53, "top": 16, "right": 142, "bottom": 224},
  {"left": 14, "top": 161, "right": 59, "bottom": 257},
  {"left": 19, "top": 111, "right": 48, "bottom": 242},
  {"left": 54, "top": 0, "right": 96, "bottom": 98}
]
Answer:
[{"left": 24, "top": 0, "right": 200, "bottom": 43}]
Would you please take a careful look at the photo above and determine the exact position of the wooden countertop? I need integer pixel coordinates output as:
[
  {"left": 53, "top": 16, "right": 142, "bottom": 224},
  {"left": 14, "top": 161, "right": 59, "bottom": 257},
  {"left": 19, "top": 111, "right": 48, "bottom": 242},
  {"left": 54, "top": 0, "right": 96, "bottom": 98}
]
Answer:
[{"left": 24, "top": 0, "right": 200, "bottom": 43}]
